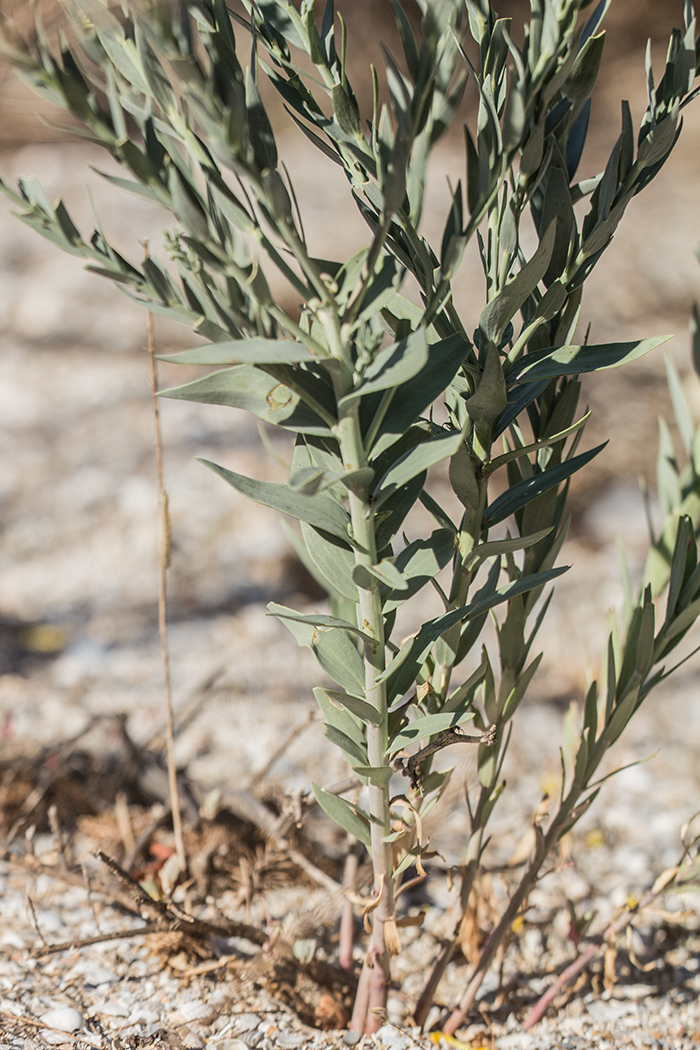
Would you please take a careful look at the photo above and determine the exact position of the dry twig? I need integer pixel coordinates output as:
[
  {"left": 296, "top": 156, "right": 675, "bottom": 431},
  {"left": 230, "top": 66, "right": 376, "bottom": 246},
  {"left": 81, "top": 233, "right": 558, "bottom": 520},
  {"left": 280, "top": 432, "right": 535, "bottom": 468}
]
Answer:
[
  {"left": 147, "top": 310, "right": 186, "bottom": 873},
  {"left": 522, "top": 863, "right": 682, "bottom": 1028}
]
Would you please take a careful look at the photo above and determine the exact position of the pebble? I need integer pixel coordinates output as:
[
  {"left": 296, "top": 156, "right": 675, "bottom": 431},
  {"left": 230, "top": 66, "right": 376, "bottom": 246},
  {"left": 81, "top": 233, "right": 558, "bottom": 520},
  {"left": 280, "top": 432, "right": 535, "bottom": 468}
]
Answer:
[
  {"left": 41, "top": 1029, "right": 75, "bottom": 1045},
  {"left": 33, "top": 910, "right": 64, "bottom": 934},
  {"left": 181, "top": 1032, "right": 206, "bottom": 1049},
  {"left": 177, "top": 999, "right": 213, "bottom": 1023},
  {"left": 85, "top": 1036, "right": 104, "bottom": 1048},
  {"left": 585, "top": 998, "right": 638, "bottom": 1024},
  {"left": 240, "top": 1033, "right": 264, "bottom": 1049},
  {"left": 386, "top": 996, "right": 405, "bottom": 1024},
  {"left": 0, "top": 932, "right": 26, "bottom": 950},
  {"left": 235, "top": 1014, "right": 263, "bottom": 1030},
  {"left": 374, "top": 1024, "right": 411, "bottom": 1049},
  {"left": 127, "top": 1006, "right": 161, "bottom": 1026},
  {"left": 495, "top": 1034, "right": 535, "bottom": 1049},
  {"left": 69, "top": 960, "right": 119, "bottom": 986},
  {"left": 39, "top": 1006, "right": 84, "bottom": 1032},
  {"left": 276, "top": 1035, "right": 308, "bottom": 1048},
  {"left": 610, "top": 983, "right": 655, "bottom": 1001},
  {"left": 342, "top": 1031, "right": 362, "bottom": 1047},
  {"left": 99, "top": 998, "right": 131, "bottom": 1018}
]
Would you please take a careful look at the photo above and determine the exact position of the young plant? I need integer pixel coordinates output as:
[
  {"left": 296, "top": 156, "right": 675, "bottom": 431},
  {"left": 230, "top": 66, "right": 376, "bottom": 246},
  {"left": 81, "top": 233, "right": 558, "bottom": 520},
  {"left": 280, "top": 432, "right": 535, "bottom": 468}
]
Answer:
[{"left": 2, "top": 0, "right": 700, "bottom": 1033}]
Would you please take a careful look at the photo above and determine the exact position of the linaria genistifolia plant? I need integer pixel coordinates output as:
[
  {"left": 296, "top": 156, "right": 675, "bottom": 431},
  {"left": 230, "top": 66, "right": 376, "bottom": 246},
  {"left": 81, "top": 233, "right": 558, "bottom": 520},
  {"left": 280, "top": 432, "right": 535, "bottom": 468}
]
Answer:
[{"left": 3, "top": 0, "right": 700, "bottom": 1033}]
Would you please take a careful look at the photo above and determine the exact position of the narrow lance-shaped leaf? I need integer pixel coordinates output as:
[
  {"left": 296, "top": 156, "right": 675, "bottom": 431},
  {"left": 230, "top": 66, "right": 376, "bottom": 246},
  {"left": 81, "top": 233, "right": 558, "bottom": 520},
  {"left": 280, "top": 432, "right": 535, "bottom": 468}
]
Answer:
[
  {"left": 372, "top": 428, "right": 464, "bottom": 510},
  {"left": 315, "top": 687, "right": 381, "bottom": 725},
  {"left": 299, "top": 521, "right": 358, "bottom": 601},
  {"left": 665, "top": 354, "right": 695, "bottom": 455},
  {"left": 388, "top": 711, "right": 476, "bottom": 754},
  {"left": 159, "top": 338, "right": 329, "bottom": 365},
  {"left": 312, "top": 785, "right": 371, "bottom": 847},
  {"left": 339, "top": 328, "right": 429, "bottom": 407},
  {"left": 353, "top": 559, "right": 408, "bottom": 591},
  {"left": 201, "top": 460, "right": 351, "bottom": 540},
  {"left": 268, "top": 604, "right": 373, "bottom": 644},
  {"left": 468, "top": 527, "right": 553, "bottom": 564},
  {"left": 483, "top": 442, "right": 607, "bottom": 528},
  {"left": 466, "top": 344, "right": 508, "bottom": 429},
  {"left": 271, "top": 602, "right": 366, "bottom": 696},
  {"left": 370, "top": 333, "right": 471, "bottom": 455},
  {"left": 509, "top": 336, "right": 671, "bottom": 383},
  {"left": 160, "top": 365, "right": 334, "bottom": 433},
  {"left": 384, "top": 529, "right": 456, "bottom": 611},
  {"left": 322, "top": 723, "right": 369, "bottom": 766},
  {"left": 381, "top": 565, "right": 569, "bottom": 701},
  {"left": 479, "top": 221, "right": 557, "bottom": 345}
]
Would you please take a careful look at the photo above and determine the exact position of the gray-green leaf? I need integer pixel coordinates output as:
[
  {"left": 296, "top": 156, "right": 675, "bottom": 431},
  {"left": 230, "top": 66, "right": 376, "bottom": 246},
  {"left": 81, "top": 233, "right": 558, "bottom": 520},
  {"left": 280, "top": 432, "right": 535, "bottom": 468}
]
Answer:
[
  {"left": 479, "top": 222, "right": 557, "bottom": 345},
  {"left": 202, "top": 460, "right": 350, "bottom": 540},
  {"left": 312, "top": 785, "right": 371, "bottom": 847},
  {"left": 159, "top": 338, "right": 327, "bottom": 365},
  {"left": 340, "top": 328, "right": 429, "bottom": 408},
  {"left": 373, "top": 428, "right": 464, "bottom": 509},
  {"left": 160, "top": 365, "right": 331, "bottom": 434},
  {"left": 388, "top": 711, "right": 475, "bottom": 754},
  {"left": 272, "top": 603, "right": 366, "bottom": 695},
  {"left": 509, "top": 336, "right": 671, "bottom": 383}
]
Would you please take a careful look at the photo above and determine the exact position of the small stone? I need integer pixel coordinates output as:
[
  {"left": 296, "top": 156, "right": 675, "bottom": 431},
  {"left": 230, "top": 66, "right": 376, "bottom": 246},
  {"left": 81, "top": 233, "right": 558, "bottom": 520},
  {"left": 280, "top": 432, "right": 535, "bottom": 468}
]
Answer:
[
  {"left": 495, "top": 1034, "right": 535, "bottom": 1049},
  {"left": 181, "top": 1030, "right": 206, "bottom": 1049},
  {"left": 235, "top": 1014, "right": 262, "bottom": 1031},
  {"left": 276, "top": 1034, "right": 307, "bottom": 1048},
  {"left": 70, "top": 960, "right": 119, "bottom": 986},
  {"left": 342, "top": 1031, "right": 362, "bottom": 1047},
  {"left": 40, "top": 1006, "right": 84, "bottom": 1033},
  {"left": 34, "top": 910, "right": 64, "bottom": 934},
  {"left": 0, "top": 932, "right": 26, "bottom": 950},
  {"left": 99, "top": 998, "right": 130, "bottom": 1018},
  {"left": 386, "top": 996, "right": 405, "bottom": 1024},
  {"left": 585, "top": 998, "right": 635, "bottom": 1024},
  {"left": 177, "top": 1000, "right": 212, "bottom": 1023},
  {"left": 75, "top": 1034, "right": 103, "bottom": 1048},
  {"left": 41, "top": 1030, "right": 73, "bottom": 1045},
  {"left": 127, "top": 1006, "right": 160, "bottom": 1026},
  {"left": 610, "top": 983, "right": 655, "bottom": 1001},
  {"left": 374, "top": 1023, "right": 410, "bottom": 1049}
]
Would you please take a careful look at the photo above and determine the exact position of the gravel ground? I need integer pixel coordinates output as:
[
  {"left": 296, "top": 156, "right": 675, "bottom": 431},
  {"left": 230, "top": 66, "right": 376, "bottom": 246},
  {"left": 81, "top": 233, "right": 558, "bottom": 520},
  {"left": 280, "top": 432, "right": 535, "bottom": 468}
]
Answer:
[{"left": 1, "top": 70, "right": 700, "bottom": 1049}]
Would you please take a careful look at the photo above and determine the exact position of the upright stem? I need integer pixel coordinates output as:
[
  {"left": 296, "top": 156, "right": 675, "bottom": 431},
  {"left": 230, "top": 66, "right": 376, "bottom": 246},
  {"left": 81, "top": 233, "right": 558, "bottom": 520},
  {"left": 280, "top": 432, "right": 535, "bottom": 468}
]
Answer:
[
  {"left": 443, "top": 790, "right": 579, "bottom": 1036},
  {"left": 412, "top": 777, "right": 491, "bottom": 1027},
  {"left": 329, "top": 318, "right": 394, "bottom": 1035},
  {"left": 147, "top": 312, "right": 186, "bottom": 874}
]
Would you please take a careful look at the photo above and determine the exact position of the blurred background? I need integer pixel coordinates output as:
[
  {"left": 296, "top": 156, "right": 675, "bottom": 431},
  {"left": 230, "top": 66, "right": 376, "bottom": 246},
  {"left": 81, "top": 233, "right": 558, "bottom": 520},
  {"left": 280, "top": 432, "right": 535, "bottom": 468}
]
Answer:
[{"left": 1, "top": 0, "right": 699, "bottom": 890}]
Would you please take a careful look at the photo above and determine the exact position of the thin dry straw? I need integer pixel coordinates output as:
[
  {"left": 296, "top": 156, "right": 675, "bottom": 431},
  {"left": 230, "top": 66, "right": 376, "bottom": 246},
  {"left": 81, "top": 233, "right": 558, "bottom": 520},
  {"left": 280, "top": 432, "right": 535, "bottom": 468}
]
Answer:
[{"left": 147, "top": 310, "right": 186, "bottom": 874}]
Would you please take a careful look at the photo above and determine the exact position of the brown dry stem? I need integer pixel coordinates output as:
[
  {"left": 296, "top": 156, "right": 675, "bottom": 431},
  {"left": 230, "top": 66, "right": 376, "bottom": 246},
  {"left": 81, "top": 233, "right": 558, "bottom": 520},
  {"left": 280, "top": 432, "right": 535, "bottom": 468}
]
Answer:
[{"left": 147, "top": 310, "right": 186, "bottom": 874}]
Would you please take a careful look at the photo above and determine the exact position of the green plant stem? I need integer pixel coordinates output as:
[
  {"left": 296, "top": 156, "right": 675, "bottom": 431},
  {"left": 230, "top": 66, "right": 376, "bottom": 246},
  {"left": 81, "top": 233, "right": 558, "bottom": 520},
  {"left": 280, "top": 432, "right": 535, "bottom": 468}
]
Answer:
[
  {"left": 414, "top": 658, "right": 517, "bottom": 1024},
  {"left": 433, "top": 565, "right": 474, "bottom": 702},
  {"left": 343, "top": 215, "right": 393, "bottom": 330},
  {"left": 433, "top": 466, "right": 488, "bottom": 703},
  {"left": 329, "top": 319, "right": 393, "bottom": 1035},
  {"left": 412, "top": 800, "right": 488, "bottom": 1027}
]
